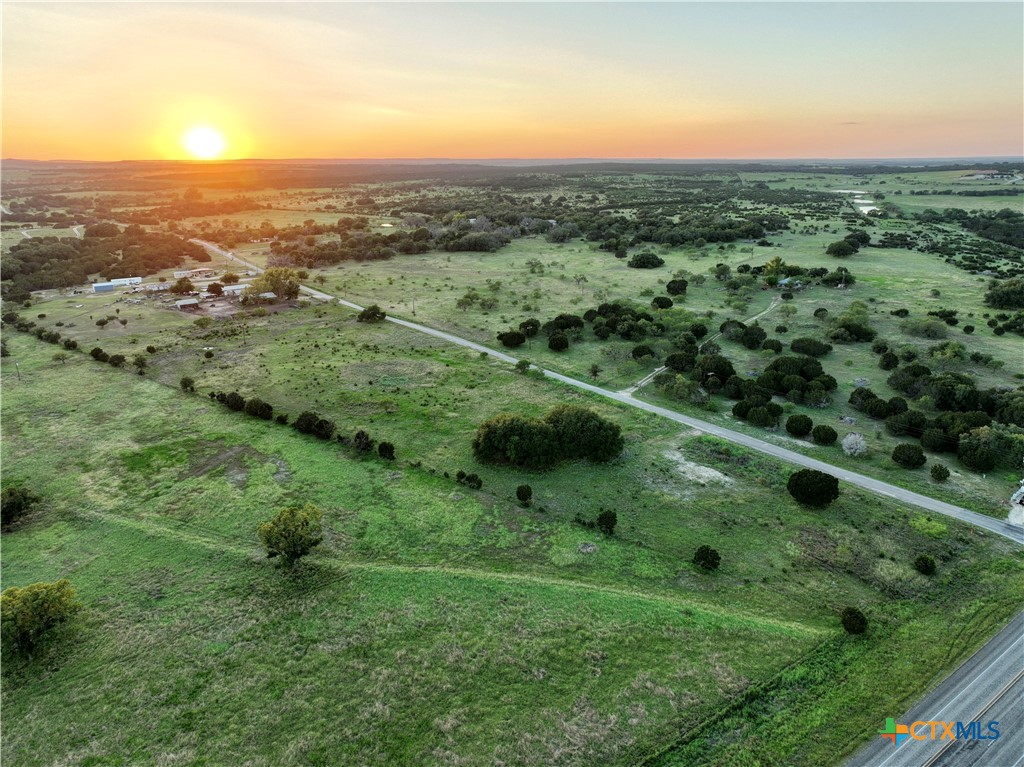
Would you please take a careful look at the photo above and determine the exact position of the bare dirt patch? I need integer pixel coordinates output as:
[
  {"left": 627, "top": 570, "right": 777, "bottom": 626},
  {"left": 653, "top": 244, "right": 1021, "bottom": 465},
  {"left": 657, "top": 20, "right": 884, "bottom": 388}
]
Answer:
[
  {"left": 662, "top": 449, "right": 734, "bottom": 487},
  {"left": 184, "top": 441, "right": 292, "bottom": 489}
]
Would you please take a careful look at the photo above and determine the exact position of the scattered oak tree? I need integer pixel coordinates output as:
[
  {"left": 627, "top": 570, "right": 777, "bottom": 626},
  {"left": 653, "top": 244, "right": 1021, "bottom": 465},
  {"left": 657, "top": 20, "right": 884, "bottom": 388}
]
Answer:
[
  {"left": 787, "top": 469, "right": 840, "bottom": 507},
  {"left": 257, "top": 504, "right": 324, "bottom": 569}
]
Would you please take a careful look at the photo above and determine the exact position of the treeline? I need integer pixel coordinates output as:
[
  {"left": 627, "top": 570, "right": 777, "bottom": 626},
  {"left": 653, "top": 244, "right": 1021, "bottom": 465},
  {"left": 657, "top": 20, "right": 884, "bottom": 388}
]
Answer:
[
  {"left": 914, "top": 207, "right": 1024, "bottom": 250},
  {"left": 1, "top": 227, "right": 207, "bottom": 300},
  {"left": 473, "top": 405, "right": 624, "bottom": 469}
]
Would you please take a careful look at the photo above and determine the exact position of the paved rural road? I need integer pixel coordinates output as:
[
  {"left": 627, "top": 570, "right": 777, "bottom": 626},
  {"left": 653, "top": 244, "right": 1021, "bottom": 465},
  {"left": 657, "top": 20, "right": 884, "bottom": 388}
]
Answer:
[
  {"left": 846, "top": 612, "right": 1024, "bottom": 767},
  {"left": 192, "top": 239, "right": 1022, "bottom": 544}
]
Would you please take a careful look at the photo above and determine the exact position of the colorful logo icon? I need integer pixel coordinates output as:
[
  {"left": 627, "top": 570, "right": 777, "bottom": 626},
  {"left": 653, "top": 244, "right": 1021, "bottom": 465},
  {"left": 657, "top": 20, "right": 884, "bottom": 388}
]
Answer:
[{"left": 879, "top": 718, "right": 910, "bottom": 747}]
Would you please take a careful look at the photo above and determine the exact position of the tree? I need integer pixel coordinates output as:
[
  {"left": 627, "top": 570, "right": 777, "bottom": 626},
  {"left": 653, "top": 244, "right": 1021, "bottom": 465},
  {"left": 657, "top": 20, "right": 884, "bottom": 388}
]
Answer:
[
  {"left": 221, "top": 272, "right": 240, "bottom": 285},
  {"left": 207, "top": 282, "right": 224, "bottom": 296},
  {"left": 170, "top": 277, "right": 195, "bottom": 295},
  {"left": 257, "top": 504, "right": 324, "bottom": 568},
  {"left": 247, "top": 267, "right": 300, "bottom": 300},
  {"left": 378, "top": 442, "right": 395, "bottom": 460},
  {"left": 1, "top": 484, "right": 40, "bottom": 529},
  {"left": 930, "top": 463, "right": 950, "bottom": 482},
  {"left": 790, "top": 337, "right": 833, "bottom": 357},
  {"left": 516, "top": 484, "right": 533, "bottom": 507},
  {"left": 913, "top": 554, "right": 937, "bottom": 576},
  {"left": 596, "top": 509, "right": 617, "bottom": 536},
  {"left": 108, "top": 354, "right": 126, "bottom": 368},
  {"left": 826, "top": 240, "right": 857, "bottom": 258},
  {"left": 132, "top": 354, "right": 148, "bottom": 372},
  {"left": 787, "top": 469, "right": 840, "bottom": 507},
  {"left": 840, "top": 607, "right": 867, "bottom": 635},
  {"left": 841, "top": 433, "right": 868, "bottom": 457},
  {"left": 95, "top": 318, "right": 108, "bottom": 329},
  {"left": 692, "top": 545, "right": 721, "bottom": 571},
  {"left": 812, "top": 424, "right": 838, "bottom": 445},
  {"left": 179, "top": 376, "right": 196, "bottom": 393},
  {"left": 627, "top": 252, "right": 665, "bottom": 269},
  {"left": 892, "top": 443, "right": 926, "bottom": 469},
  {"left": 1, "top": 579, "right": 81, "bottom": 657},
  {"left": 651, "top": 296, "right": 673, "bottom": 310},
  {"left": 666, "top": 278, "right": 688, "bottom": 296},
  {"left": 786, "top": 414, "right": 813, "bottom": 437},
  {"left": 353, "top": 430, "right": 375, "bottom": 452},
  {"left": 357, "top": 304, "right": 386, "bottom": 323},
  {"left": 294, "top": 410, "right": 336, "bottom": 441},
  {"left": 879, "top": 352, "right": 899, "bottom": 370},
  {"left": 52, "top": 352, "right": 69, "bottom": 365},
  {"left": 589, "top": 364, "right": 602, "bottom": 379},
  {"left": 548, "top": 333, "right": 569, "bottom": 352},
  {"left": 497, "top": 330, "right": 526, "bottom": 348}
]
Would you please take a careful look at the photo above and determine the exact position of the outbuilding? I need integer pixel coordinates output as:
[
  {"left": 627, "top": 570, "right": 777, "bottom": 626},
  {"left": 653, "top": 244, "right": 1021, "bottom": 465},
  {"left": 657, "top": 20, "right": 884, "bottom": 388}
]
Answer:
[
  {"left": 92, "top": 282, "right": 116, "bottom": 293},
  {"left": 175, "top": 298, "right": 201, "bottom": 311}
]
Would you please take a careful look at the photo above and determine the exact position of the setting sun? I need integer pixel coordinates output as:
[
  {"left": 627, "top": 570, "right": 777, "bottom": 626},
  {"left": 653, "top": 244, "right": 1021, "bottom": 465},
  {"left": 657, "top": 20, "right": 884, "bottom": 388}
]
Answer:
[{"left": 182, "top": 126, "right": 227, "bottom": 160}]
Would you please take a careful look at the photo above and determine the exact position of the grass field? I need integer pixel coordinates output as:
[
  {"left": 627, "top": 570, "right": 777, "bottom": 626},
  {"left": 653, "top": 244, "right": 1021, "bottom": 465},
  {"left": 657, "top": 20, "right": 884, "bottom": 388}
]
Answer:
[
  {"left": 3, "top": 166, "right": 1023, "bottom": 766},
  {"left": 3, "top": 311, "right": 1023, "bottom": 766}
]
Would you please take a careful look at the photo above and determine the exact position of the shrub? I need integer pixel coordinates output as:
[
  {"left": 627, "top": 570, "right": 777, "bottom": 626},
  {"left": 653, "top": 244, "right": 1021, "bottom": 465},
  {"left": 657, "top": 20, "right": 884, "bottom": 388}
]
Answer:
[
  {"left": 627, "top": 252, "right": 665, "bottom": 269},
  {"left": 790, "top": 337, "right": 833, "bottom": 357},
  {"left": 841, "top": 433, "right": 868, "bottom": 457},
  {"left": 224, "top": 391, "right": 246, "bottom": 412},
  {"left": 786, "top": 414, "right": 813, "bottom": 437},
  {"left": 826, "top": 240, "right": 857, "bottom": 257},
  {"left": 243, "top": 397, "right": 273, "bottom": 420},
  {"left": 631, "top": 344, "right": 656, "bottom": 360},
  {"left": 357, "top": 304, "right": 387, "bottom": 323},
  {"left": 275, "top": 413, "right": 289, "bottom": 425},
  {"left": 548, "top": 333, "right": 569, "bottom": 352},
  {"left": 913, "top": 554, "right": 937, "bottom": 576},
  {"left": 892, "top": 443, "right": 926, "bottom": 469},
  {"left": 1, "top": 579, "right": 82, "bottom": 657},
  {"left": 787, "top": 469, "right": 840, "bottom": 507},
  {"left": 812, "top": 425, "right": 838, "bottom": 445},
  {"left": 353, "top": 430, "right": 375, "bottom": 452},
  {"left": 651, "top": 296, "right": 674, "bottom": 310},
  {"left": 596, "top": 509, "right": 617, "bottom": 536},
  {"left": 108, "top": 354, "right": 126, "bottom": 368},
  {"left": 378, "top": 441, "right": 395, "bottom": 460},
  {"left": 179, "top": 376, "right": 196, "bottom": 393},
  {"left": 257, "top": 504, "right": 324, "bottom": 568},
  {"left": 878, "top": 352, "right": 899, "bottom": 370},
  {"left": 693, "top": 545, "right": 721, "bottom": 571},
  {"left": 666, "top": 278, "right": 688, "bottom": 295},
  {"left": 293, "top": 411, "right": 336, "bottom": 441},
  {"left": 930, "top": 463, "right": 950, "bottom": 482},
  {"left": 841, "top": 607, "right": 867, "bottom": 635},
  {"left": 204, "top": 350, "right": 214, "bottom": 359},
  {"left": 516, "top": 484, "right": 532, "bottom": 506},
  {"left": 1, "top": 484, "right": 40, "bottom": 529},
  {"left": 497, "top": 330, "right": 526, "bottom": 348},
  {"left": 89, "top": 347, "right": 109, "bottom": 362}
]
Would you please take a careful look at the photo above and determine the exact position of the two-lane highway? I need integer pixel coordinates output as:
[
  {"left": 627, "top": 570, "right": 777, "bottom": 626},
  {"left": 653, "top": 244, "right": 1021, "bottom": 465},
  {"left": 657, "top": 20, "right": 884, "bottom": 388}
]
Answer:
[{"left": 846, "top": 612, "right": 1024, "bottom": 767}]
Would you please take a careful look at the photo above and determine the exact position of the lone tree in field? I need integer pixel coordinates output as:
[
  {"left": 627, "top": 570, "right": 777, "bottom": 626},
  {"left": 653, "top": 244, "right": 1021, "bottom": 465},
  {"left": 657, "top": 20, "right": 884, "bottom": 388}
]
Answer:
[
  {"left": 1, "top": 579, "right": 81, "bottom": 657},
  {"left": 596, "top": 509, "right": 617, "bottom": 536},
  {"left": 357, "top": 304, "right": 387, "bottom": 323},
  {"left": 913, "top": 554, "right": 937, "bottom": 576},
  {"left": 378, "top": 441, "right": 395, "bottom": 460},
  {"left": 787, "top": 469, "right": 840, "bottom": 507},
  {"left": 179, "top": 376, "right": 196, "bottom": 393},
  {"left": 693, "top": 545, "right": 721, "bottom": 571},
  {"left": 257, "top": 504, "right": 324, "bottom": 568},
  {"left": 840, "top": 606, "right": 868, "bottom": 635},
  {"left": 1, "top": 484, "right": 40, "bottom": 529},
  {"left": 516, "top": 484, "right": 533, "bottom": 507}
]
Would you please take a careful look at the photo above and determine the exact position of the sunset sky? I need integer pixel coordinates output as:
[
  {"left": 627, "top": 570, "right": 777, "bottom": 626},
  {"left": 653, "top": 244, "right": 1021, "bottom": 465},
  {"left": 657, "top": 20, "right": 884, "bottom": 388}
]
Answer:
[{"left": 3, "top": 2, "right": 1021, "bottom": 161}]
